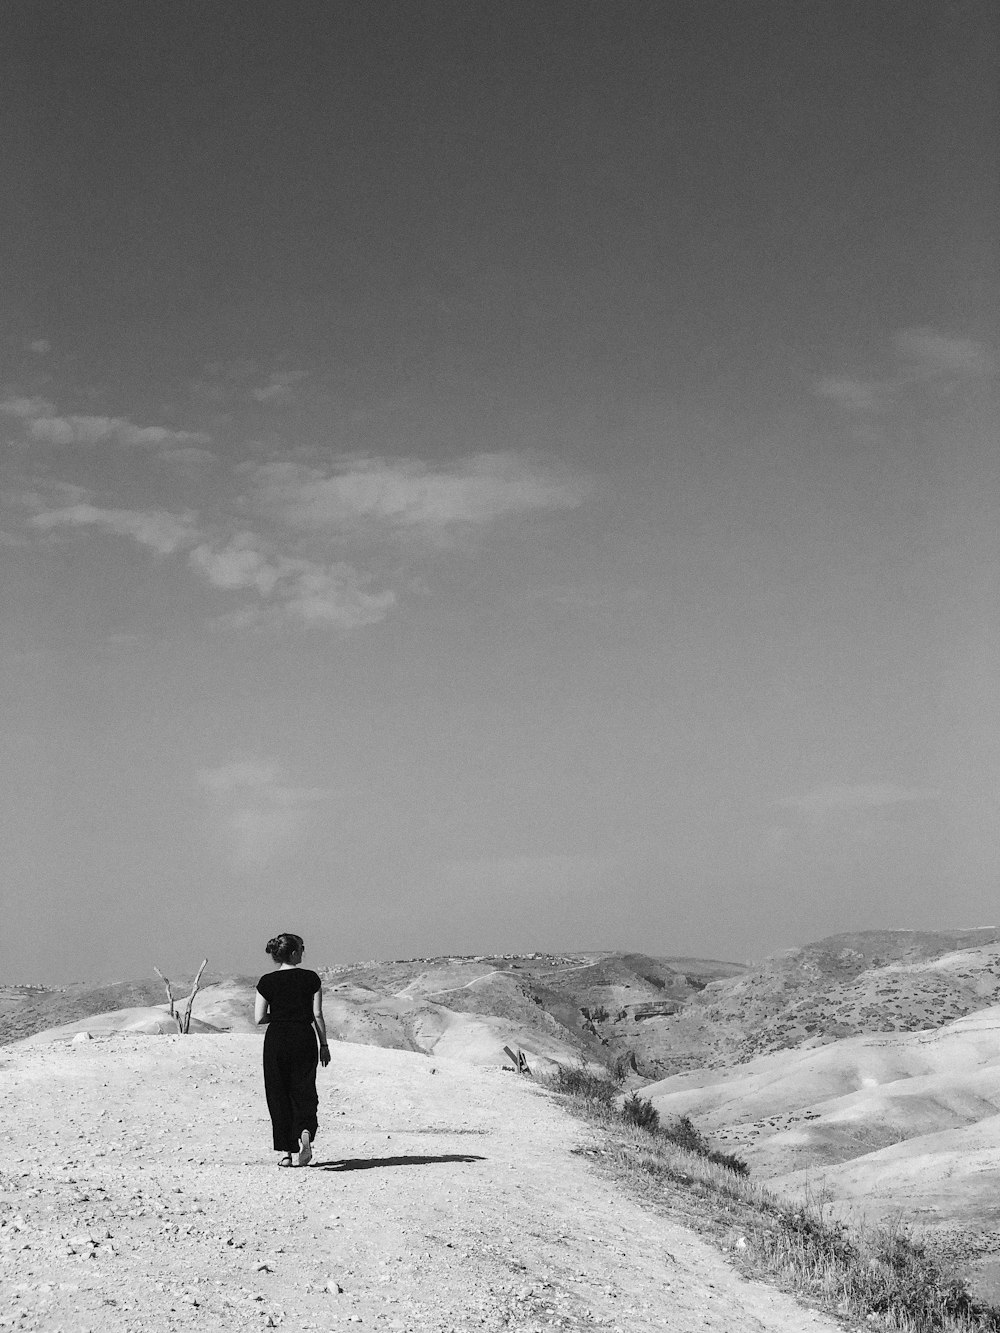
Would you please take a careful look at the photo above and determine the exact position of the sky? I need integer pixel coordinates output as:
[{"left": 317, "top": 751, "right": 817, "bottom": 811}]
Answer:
[{"left": 2, "top": 1, "right": 998, "bottom": 984}]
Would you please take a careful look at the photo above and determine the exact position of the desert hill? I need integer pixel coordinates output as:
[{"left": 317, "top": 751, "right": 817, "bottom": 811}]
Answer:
[
  {"left": 607, "top": 928, "right": 1000, "bottom": 1074},
  {"left": 0, "top": 950, "right": 746, "bottom": 1073},
  {"left": 0, "top": 976, "right": 170, "bottom": 1045},
  {"left": 15, "top": 931, "right": 1000, "bottom": 1287},
  {"left": 646, "top": 1004, "right": 1000, "bottom": 1235},
  {"left": 10, "top": 932, "right": 1000, "bottom": 1082},
  {"left": 0, "top": 1031, "right": 840, "bottom": 1333}
]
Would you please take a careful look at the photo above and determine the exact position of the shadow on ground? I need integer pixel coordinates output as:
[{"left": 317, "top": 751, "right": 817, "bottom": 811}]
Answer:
[{"left": 312, "top": 1153, "right": 485, "bottom": 1172}]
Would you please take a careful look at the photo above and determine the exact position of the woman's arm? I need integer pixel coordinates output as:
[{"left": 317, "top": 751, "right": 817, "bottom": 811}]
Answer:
[
  {"left": 313, "top": 987, "right": 330, "bottom": 1066},
  {"left": 254, "top": 992, "right": 269, "bottom": 1025}
]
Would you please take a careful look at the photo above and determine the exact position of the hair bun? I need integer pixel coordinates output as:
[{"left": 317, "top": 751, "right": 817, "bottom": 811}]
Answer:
[{"left": 265, "top": 937, "right": 280, "bottom": 957}]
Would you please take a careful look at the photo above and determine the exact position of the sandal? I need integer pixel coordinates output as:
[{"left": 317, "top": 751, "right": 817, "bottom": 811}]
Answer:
[
  {"left": 297, "top": 1131, "right": 313, "bottom": 1168},
  {"left": 278, "top": 1154, "right": 294, "bottom": 1168}
]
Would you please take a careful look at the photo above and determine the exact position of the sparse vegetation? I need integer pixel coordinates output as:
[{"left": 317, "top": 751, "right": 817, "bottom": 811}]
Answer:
[
  {"left": 621, "top": 1091, "right": 660, "bottom": 1132},
  {"left": 579, "top": 1004, "right": 611, "bottom": 1022},
  {"left": 661, "top": 1113, "right": 750, "bottom": 1176},
  {"left": 551, "top": 1060, "right": 618, "bottom": 1108},
  {"left": 548, "top": 1063, "right": 1000, "bottom": 1332}
]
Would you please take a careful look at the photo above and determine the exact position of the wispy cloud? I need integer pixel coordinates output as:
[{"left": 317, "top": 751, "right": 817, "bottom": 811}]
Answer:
[
  {"left": 252, "top": 369, "right": 310, "bottom": 404},
  {"left": 776, "top": 784, "right": 941, "bottom": 813},
  {"left": 0, "top": 395, "right": 58, "bottom": 420},
  {"left": 8, "top": 480, "right": 92, "bottom": 509},
  {"left": 815, "top": 327, "right": 995, "bottom": 414},
  {"left": 198, "top": 760, "right": 334, "bottom": 869},
  {"left": 29, "top": 415, "right": 210, "bottom": 449},
  {"left": 0, "top": 395, "right": 210, "bottom": 449},
  {"left": 15, "top": 492, "right": 395, "bottom": 629},
  {"left": 188, "top": 536, "right": 395, "bottom": 628},
  {"left": 190, "top": 359, "right": 309, "bottom": 407},
  {"left": 244, "top": 452, "right": 592, "bottom": 536},
  {"left": 5, "top": 434, "right": 589, "bottom": 631},
  {"left": 30, "top": 503, "right": 200, "bottom": 556},
  {"left": 894, "top": 327, "right": 996, "bottom": 381}
]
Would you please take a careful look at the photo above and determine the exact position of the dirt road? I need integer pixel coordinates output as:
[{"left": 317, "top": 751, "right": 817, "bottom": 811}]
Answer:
[{"left": 0, "top": 1034, "right": 844, "bottom": 1331}]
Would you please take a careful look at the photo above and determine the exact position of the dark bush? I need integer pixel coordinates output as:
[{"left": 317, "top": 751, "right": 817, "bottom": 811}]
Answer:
[
  {"left": 663, "top": 1114, "right": 749, "bottom": 1176},
  {"left": 621, "top": 1093, "right": 659, "bottom": 1133}
]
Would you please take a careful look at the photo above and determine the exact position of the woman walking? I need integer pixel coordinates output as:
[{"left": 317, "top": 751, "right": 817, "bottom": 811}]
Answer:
[{"left": 255, "top": 933, "right": 330, "bottom": 1167}]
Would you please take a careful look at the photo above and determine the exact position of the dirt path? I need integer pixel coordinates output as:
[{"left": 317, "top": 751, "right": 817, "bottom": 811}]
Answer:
[
  {"left": 416, "top": 970, "right": 503, "bottom": 999},
  {"left": 0, "top": 1034, "right": 845, "bottom": 1332}
]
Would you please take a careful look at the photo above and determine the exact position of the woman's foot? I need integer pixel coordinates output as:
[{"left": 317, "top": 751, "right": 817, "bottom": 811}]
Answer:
[
  {"left": 277, "top": 1153, "right": 294, "bottom": 1168},
  {"left": 297, "top": 1130, "right": 313, "bottom": 1168}
]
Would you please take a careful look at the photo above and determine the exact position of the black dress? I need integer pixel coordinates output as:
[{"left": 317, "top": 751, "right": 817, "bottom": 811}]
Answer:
[{"left": 256, "top": 967, "right": 322, "bottom": 1153}]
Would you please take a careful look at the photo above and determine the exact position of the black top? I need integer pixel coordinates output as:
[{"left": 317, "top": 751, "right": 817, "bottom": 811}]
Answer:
[{"left": 256, "top": 968, "right": 321, "bottom": 1025}]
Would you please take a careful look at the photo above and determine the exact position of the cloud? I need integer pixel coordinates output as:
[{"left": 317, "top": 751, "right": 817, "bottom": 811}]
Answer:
[
  {"left": 188, "top": 535, "right": 395, "bottom": 628},
  {"left": 14, "top": 490, "right": 395, "bottom": 630},
  {"left": 894, "top": 328, "right": 996, "bottom": 381},
  {"left": 776, "top": 784, "right": 941, "bottom": 813},
  {"left": 28, "top": 415, "right": 211, "bottom": 449},
  {"left": 0, "top": 394, "right": 210, "bottom": 449},
  {"left": 7, "top": 433, "right": 585, "bottom": 631},
  {"left": 252, "top": 369, "right": 310, "bottom": 404},
  {"left": 245, "top": 452, "right": 592, "bottom": 536},
  {"left": 0, "top": 396, "right": 57, "bottom": 419},
  {"left": 815, "top": 327, "right": 995, "bottom": 414},
  {"left": 198, "top": 760, "right": 334, "bottom": 869},
  {"left": 191, "top": 360, "right": 308, "bottom": 407},
  {"left": 8, "top": 480, "right": 92, "bottom": 510},
  {"left": 188, "top": 535, "right": 281, "bottom": 595},
  {"left": 30, "top": 503, "right": 200, "bottom": 555}
]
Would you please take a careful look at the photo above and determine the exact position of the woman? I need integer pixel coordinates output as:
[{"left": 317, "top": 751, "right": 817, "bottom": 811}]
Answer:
[{"left": 255, "top": 933, "right": 331, "bottom": 1167}]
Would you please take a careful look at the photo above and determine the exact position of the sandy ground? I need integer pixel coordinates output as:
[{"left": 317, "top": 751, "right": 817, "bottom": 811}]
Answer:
[{"left": 0, "top": 1033, "right": 844, "bottom": 1333}]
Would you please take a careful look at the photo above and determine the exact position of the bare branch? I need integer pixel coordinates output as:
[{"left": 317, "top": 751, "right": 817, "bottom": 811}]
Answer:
[
  {"left": 181, "top": 958, "right": 209, "bottom": 1034},
  {"left": 153, "top": 966, "right": 182, "bottom": 1033}
]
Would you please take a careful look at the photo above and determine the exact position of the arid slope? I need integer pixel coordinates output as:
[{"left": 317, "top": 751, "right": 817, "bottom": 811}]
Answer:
[
  {"left": 0, "top": 1032, "right": 839, "bottom": 1333},
  {"left": 647, "top": 1005, "right": 1000, "bottom": 1232}
]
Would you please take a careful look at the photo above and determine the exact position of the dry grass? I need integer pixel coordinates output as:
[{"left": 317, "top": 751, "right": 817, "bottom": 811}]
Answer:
[{"left": 546, "top": 1067, "right": 1000, "bottom": 1332}]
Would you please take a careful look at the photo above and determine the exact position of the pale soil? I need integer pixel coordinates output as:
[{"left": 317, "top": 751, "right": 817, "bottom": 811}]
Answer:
[
  {"left": 0, "top": 1034, "right": 845, "bottom": 1333},
  {"left": 647, "top": 1006, "right": 1000, "bottom": 1235}
]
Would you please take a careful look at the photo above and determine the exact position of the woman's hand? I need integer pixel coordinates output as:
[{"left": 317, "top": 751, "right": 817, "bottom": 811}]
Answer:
[{"left": 319, "top": 1043, "right": 331, "bottom": 1068}]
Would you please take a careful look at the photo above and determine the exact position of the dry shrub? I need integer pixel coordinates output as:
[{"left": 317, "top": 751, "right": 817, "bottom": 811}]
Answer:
[
  {"left": 621, "top": 1092, "right": 660, "bottom": 1133},
  {"left": 551, "top": 1061, "right": 618, "bottom": 1108},
  {"left": 551, "top": 1067, "right": 999, "bottom": 1330}
]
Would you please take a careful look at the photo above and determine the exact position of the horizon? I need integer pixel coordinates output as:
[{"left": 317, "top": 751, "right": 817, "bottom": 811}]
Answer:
[
  {"left": 3, "top": 3, "right": 998, "bottom": 986},
  {"left": 9, "top": 922, "right": 1000, "bottom": 991}
]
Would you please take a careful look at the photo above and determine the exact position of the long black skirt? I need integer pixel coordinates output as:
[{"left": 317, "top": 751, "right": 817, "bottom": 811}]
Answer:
[{"left": 263, "top": 1022, "right": 319, "bottom": 1153}]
